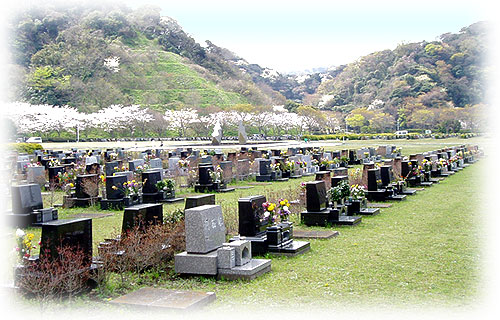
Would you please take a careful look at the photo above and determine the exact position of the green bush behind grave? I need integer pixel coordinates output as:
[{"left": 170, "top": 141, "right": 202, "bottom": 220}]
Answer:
[
  {"left": 302, "top": 132, "right": 478, "bottom": 141},
  {"left": 9, "top": 143, "right": 43, "bottom": 154}
]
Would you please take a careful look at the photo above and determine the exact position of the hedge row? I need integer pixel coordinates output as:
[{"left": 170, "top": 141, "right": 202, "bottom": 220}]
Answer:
[
  {"left": 10, "top": 143, "right": 44, "bottom": 154},
  {"left": 302, "top": 132, "right": 478, "bottom": 141}
]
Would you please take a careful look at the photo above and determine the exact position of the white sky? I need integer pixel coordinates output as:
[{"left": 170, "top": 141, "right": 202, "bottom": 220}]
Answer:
[{"left": 124, "top": 0, "right": 489, "bottom": 73}]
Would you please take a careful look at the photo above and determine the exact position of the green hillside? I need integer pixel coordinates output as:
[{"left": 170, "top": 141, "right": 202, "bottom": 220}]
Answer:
[
  {"left": 112, "top": 46, "right": 248, "bottom": 110},
  {"left": 7, "top": 3, "right": 277, "bottom": 111}
]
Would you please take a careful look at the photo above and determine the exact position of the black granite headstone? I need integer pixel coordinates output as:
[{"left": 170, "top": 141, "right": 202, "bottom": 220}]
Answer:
[
  {"left": 122, "top": 203, "right": 163, "bottom": 234},
  {"left": 142, "top": 170, "right": 162, "bottom": 194},
  {"left": 238, "top": 195, "right": 271, "bottom": 237},
  {"left": 380, "top": 166, "right": 394, "bottom": 187},
  {"left": 259, "top": 159, "right": 271, "bottom": 175},
  {"left": 198, "top": 165, "right": 213, "bottom": 185},
  {"left": 105, "top": 161, "right": 120, "bottom": 177},
  {"left": 331, "top": 176, "right": 348, "bottom": 188},
  {"left": 11, "top": 184, "right": 43, "bottom": 214},
  {"left": 184, "top": 194, "right": 216, "bottom": 210},
  {"left": 306, "top": 181, "right": 327, "bottom": 212},
  {"left": 40, "top": 218, "right": 93, "bottom": 267},
  {"left": 367, "top": 169, "right": 382, "bottom": 191},
  {"left": 401, "top": 161, "right": 411, "bottom": 178},
  {"left": 75, "top": 174, "right": 99, "bottom": 198},
  {"left": 106, "top": 175, "right": 127, "bottom": 199}
]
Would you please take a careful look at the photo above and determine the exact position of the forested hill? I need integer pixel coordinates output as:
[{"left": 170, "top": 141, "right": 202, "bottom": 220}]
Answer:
[
  {"left": 7, "top": 3, "right": 286, "bottom": 111},
  {"left": 312, "top": 22, "right": 488, "bottom": 113},
  {"left": 7, "top": 2, "right": 487, "bottom": 124}
]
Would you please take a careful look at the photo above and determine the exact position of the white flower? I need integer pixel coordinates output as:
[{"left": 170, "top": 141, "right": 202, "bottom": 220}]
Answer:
[
  {"left": 16, "top": 229, "right": 25, "bottom": 238},
  {"left": 264, "top": 211, "right": 270, "bottom": 218},
  {"left": 283, "top": 206, "right": 288, "bottom": 211}
]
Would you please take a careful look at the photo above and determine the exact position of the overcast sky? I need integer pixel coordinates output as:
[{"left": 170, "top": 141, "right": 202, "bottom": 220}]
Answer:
[{"left": 123, "top": 0, "right": 488, "bottom": 73}]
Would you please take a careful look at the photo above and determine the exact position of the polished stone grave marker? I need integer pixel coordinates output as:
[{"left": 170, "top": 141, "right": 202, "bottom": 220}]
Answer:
[
  {"left": 122, "top": 203, "right": 163, "bottom": 234},
  {"left": 175, "top": 205, "right": 271, "bottom": 280},
  {"left": 185, "top": 194, "right": 216, "bottom": 210},
  {"left": 301, "top": 180, "right": 361, "bottom": 226},
  {"left": 8, "top": 184, "right": 58, "bottom": 227}
]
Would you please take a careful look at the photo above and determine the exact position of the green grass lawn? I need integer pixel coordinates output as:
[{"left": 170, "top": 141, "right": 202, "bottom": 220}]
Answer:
[{"left": 8, "top": 158, "right": 484, "bottom": 316}]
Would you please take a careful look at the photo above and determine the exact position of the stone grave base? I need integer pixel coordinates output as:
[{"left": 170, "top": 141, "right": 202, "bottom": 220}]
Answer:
[
  {"left": 388, "top": 194, "right": 407, "bottom": 201},
  {"left": 256, "top": 175, "right": 271, "bottom": 182},
  {"left": 301, "top": 210, "right": 361, "bottom": 226},
  {"left": 367, "top": 202, "right": 392, "bottom": 208},
  {"left": 175, "top": 251, "right": 219, "bottom": 275},
  {"left": 401, "top": 189, "right": 416, "bottom": 196},
  {"left": 293, "top": 230, "right": 339, "bottom": 239},
  {"left": 365, "top": 190, "right": 392, "bottom": 202},
  {"left": 194, "top": 184, "right": 215, "bottom": 193},
  {"left": 274, "top": 178, "right": 289, "bottom": 182},
  {"left": 301, "top": 210, "right": 330, "bottom": 226},
  {"left": 194, "top": 184, "right": 235, "bottom": 193},
  {"left": 429, "top": 178, "right": 441, "bottom": 183},
  {"left": 233, "top": 235, "right": 267, "bottom": 256},
  {"left": 162, "top": 197, "right": 184, "bottom": 203},
  {"left": 289, "top": 175, "right": 302, "bottom": 179},
  {"left": 72, "top": 197, "right": 100, "bottom": 208},
  {"left": 217, "top": 259, "right": 271, "bottom": 281},
  {"left": 267, "top": 240, "right": 311, "bottom": 257},
  {"left": 358, "top": 207, "right": 380, "bottom": 215},
  {"left": 110, "top": 287, "right": 216, "bottom": 311},
  {"left": 100, "top": 198, "right": 138, "bottom": 210},
  {"left": 330, "top": 215, "right": 362, "bottom": 226},
  {"left": 234, "top": 235, "right": 310, "bottom": 257},
  {"left": 419, "top": 181, "right": 433, "bottom": 187},
  {"left": 142, "top": 192, "right": 162, "bottom": 203}
]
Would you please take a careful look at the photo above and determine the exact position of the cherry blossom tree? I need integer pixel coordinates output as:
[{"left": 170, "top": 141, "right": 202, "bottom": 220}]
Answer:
[{"left": 163, "top": 108, "right": 200, "bottom": 137}]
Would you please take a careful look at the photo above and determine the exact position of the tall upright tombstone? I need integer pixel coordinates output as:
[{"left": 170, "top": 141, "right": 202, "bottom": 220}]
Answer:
[
  {"left": 100, "top": 174, "right": 134, "bottom": 210},
  {"left": 142, "top": 170, "right": 163, "bottom": 203},
  {"left": 301, "top": 180, "right": 361, "bottom": 226},
  {"left": 8, "top": 184, "right": 58, "bottom": 227}
]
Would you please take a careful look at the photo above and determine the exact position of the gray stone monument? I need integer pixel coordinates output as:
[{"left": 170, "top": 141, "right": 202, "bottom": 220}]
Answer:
[
  {"left": 238, "top": 120, "right": 248, "bottom": 145},
  {"left": 211, "top": 120, "right": 223, "bottom": 145},
  {"left": 175, "top": 205, "right": 271, "bottom": 280}
]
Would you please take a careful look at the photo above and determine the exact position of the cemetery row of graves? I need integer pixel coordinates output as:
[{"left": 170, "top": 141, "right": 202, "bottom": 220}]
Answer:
[{"left": 6, "top": 142, "right": 483, "bottom": 309}]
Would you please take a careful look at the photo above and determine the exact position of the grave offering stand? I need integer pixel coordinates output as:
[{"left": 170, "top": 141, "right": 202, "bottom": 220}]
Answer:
[{"left": 229, "top": 195, "right": 310, "bottom": 256}]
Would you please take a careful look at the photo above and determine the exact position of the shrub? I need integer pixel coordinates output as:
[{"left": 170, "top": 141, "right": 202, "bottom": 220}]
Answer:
[
  {"left": 98, "top": 221, "right": 185, "bottom": 288},
  {"left": 17, "top": 245, "right": 91, "bottom": 300},
  {"left": 10, "top": 143, "right": 43, "bottom": 154}
]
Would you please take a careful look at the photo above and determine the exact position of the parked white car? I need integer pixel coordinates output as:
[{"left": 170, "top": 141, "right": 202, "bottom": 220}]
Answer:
[
  {"left": 394, "top": 130, "right": 408, "bottom": 135},
  {"left": 26, "top": 137, "right": 42, "bottom": 143}
]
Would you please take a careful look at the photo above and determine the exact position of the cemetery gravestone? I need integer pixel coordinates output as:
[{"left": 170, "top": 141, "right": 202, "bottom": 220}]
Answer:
[
  {"left": 122, "top": 203, "right": 163, "bottom": 234},
  {"left": 175, "top": 205, "right": 271, "bottom": 280},
  {"left": 40, "top": 218, "right": 93, "bottom": 267}
]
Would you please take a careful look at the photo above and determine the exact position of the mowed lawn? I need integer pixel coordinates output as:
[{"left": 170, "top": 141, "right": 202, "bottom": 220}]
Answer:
[
  {"left": 164, "top": 161, "right": 483, "bottom": 312},
  {"left": 7, "top": 139, "right": 486, "bottom": 316}
]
